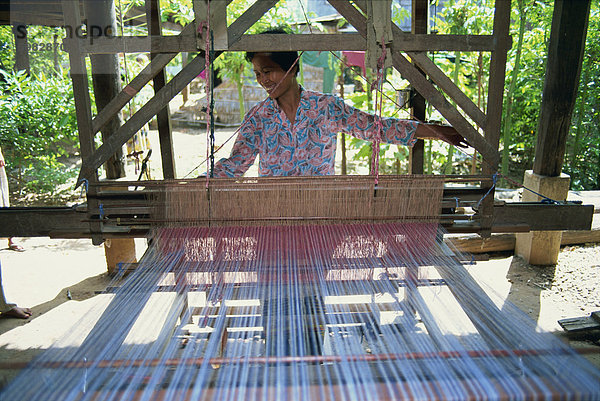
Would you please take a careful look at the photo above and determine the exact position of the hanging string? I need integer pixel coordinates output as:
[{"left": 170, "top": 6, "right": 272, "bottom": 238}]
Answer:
[
  {"left": 371, "top": 38, "right": 388, "bottom": 185},
  {"left": 474, "top": 172, "right": 497, "bottom": 211},
  {"left": 209, "top": 30, "right": 216, "bottom": 178},
  {"left": 116, "top": 0, "right": 133, "bottom": 122},
  {"left": 201, "top": 1, "right": 212, "bottom": 188}
]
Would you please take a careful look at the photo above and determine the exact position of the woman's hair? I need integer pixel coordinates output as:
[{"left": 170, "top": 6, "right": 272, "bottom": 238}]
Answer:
[{"left": 245, "top": 28, "right": 299, "bottom": 76}]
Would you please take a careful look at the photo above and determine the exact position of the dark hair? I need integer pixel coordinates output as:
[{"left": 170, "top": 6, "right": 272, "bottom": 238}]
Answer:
[{"left": 245, "top": 28, "right": 299, "bottom": 76}]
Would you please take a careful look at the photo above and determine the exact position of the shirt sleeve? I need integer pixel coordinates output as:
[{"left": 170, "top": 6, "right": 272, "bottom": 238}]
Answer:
[
  {"left": 211, "top": 107, "right": 261, "bottom": 178},
  {"left": 328, "top": 95, "right": 418, "bottom": 147}
]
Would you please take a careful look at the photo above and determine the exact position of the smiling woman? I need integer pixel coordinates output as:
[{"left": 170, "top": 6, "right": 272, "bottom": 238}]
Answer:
[{"left": 209, "top": 28, "right": 467, "bottom": 178}]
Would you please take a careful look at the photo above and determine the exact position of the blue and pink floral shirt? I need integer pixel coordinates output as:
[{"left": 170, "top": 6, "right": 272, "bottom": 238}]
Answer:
[{"left": 213, "top": 88, "right": 418, "bottom": 177}]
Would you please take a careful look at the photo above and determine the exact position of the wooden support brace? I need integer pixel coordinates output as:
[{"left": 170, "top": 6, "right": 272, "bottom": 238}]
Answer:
[
  {"left": 90, "top": 21, "right": 198, "bottom": 135},
  {"left": 353, "top": 0, "right": 493, "bottom": 132}
]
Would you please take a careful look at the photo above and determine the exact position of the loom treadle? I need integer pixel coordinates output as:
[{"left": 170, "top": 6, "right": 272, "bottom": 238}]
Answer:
[{"left": 558, "top": 311, "right": 600, "bottom": 333}]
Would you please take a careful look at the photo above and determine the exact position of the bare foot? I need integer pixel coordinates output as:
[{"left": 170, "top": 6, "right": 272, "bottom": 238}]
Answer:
[
  {"left": 2, "top": 307, "right": 32, "bottom": 319},
  {"left": 8, "top": 239, "right": 25, "bottom": 252}
]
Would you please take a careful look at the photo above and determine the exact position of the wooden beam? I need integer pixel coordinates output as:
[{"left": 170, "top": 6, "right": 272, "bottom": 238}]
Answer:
[
  {"left": 78, "top": 0, "right": 280, "bottom": 182},
  {"left": 8, "top": 13, "right": 64, "bottom": 27},
  {"left": 0, "top": 207, "right": 88, "bottom": 237},
  {"left": 533, "top": 0, "right": 591, "bottom": 177},
  {"left": 79, "top": 33, "right": 496, "bottom": 54},
  {"left": 146, "top": 0, "right": 176, "bottom": 179},
  {"left": 492, "top": 202, "right": 594, "bottom": 232},
  {"left": 329, "top": 0, "right": 500, "bottom": 166},
  {"left": 478, "top": 0, "right": 512, "bottom": 237}
]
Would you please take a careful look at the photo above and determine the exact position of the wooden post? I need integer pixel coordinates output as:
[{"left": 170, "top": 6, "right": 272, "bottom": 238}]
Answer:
[
  {"left": 83, "top": 0, "right": 126, "bottom": 180},
  {"left": 181, "top": 52, "right": 189, "bottom": 105},
  {"left": 515, "top": 0, "right": 591, "bottom": 265},
  {"left": 146, "top": 0, "right": 176, "bottom": 180},
  {"left": 338, "top": 54, "right": 347, "bottom": 175},
  {"left": 62, "top": 0, "right": 103, "bottom": 245},
  {"left": 12, "top": 24, "right": 30, "bottom": 75},
  {"left": 83, "top": 0, "right": 136, "bottom": 267},
  {"left": 479, "top": 0, "right": 511, "bottom": 238},
  {"left": 532, "top": 0, "right": 591, "bottom": 177},
  {"left": 483, "top": 0, "right": 511, "bottom": 168},
  {"left": 408, "top": 0, "right": 427, "bottom": 175}
]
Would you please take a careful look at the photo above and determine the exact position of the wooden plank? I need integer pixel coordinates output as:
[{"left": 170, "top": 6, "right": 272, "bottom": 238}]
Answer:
[
  {"left": 449, "top": 226, "right": 600, "bottom": 254},
  {"left": 147, "top": 0, "right": 176, "bottom": 179},
  {"left": 493, "top": 203, "right": 594, "bottom": 231},
  {"left": 80, "top": 33, "right": 496, "bottom": 54},
  {"left": 533, "top": 0, "right": 591, "bottom": 177},
  {"left": 0, "top": 207, "right": 88, "bottom": 237},
  {"left": 78, "top": 0, "right": 279, "bottom": 182},
  {"left": 447, "top": 233, "right": 516, "bottom": 254}
]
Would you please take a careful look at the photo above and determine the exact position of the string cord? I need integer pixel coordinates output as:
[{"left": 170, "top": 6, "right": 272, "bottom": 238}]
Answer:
[
  {"left": 200, "top": 1, "right": 212, "bottom": 188},
  {"left": 371, "top": 38, "right": 388, "bottom": 184}
]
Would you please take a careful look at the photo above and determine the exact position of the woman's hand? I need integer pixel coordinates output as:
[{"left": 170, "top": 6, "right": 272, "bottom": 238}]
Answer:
[{"left": 415, "top": 123, "right": 470, "bottom": 148}]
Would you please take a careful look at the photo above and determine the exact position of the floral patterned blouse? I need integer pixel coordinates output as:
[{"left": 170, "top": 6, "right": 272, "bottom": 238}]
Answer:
[{"left": 212, "top": 88, "right": 418, "bottom": 177}]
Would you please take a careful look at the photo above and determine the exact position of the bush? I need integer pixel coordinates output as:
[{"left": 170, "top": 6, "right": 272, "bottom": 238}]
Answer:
[{"left": 0, "top": 69, "right": 79, "bottom": 203}]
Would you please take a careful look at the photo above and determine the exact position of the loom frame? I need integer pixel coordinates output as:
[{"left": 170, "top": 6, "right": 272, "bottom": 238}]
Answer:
[{"left": 0, "top": 0, "right": 594, "bottom": 243}]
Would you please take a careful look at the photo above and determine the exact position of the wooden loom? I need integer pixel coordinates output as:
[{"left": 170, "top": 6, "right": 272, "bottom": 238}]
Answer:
[
  {"left": 1, "top": 1, "right": 599, "bottom": 399},
  {"left": 2, "top": 178, "right": 600, "bottom": 400},
  {"left": 0, "top": 0, "right": 594, "bottom": 241}
]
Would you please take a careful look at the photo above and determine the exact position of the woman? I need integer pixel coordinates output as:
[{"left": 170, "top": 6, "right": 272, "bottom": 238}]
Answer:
[{"left": 211, "top": 31, "right": 467, "bottom": 178}]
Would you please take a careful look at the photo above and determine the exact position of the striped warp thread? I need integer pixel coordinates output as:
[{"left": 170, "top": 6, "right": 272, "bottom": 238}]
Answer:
[{"left": 2, "top": 179, "right": 600, "bottom": 400}]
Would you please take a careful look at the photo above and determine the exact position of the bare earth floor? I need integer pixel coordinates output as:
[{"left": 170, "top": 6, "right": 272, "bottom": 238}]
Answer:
[{"left": 0, "top": 236, "right": 598, "bottom": 389}]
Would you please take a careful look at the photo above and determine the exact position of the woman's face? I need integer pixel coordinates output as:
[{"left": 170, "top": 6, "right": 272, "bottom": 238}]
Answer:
[{"left": 251, "top": 53, "right": 296, "bottom": 99}]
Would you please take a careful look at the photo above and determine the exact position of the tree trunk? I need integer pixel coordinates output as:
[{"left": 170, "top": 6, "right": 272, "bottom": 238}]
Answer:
[{"left": 84, "top": 0, "right": 125, "bottom": 179}]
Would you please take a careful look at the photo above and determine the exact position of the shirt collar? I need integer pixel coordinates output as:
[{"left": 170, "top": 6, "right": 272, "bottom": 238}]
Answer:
[{"left": 265, "top": 85, "right": 307, "bottom": 114}]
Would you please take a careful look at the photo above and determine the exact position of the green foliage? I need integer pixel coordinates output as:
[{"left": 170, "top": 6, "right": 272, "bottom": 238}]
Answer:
[
  {"left": 565, "top": 6, "right": 600, "bottom": 190},
  {"left": 0, "top": 69, "right": 79, "bottom": 198}
]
